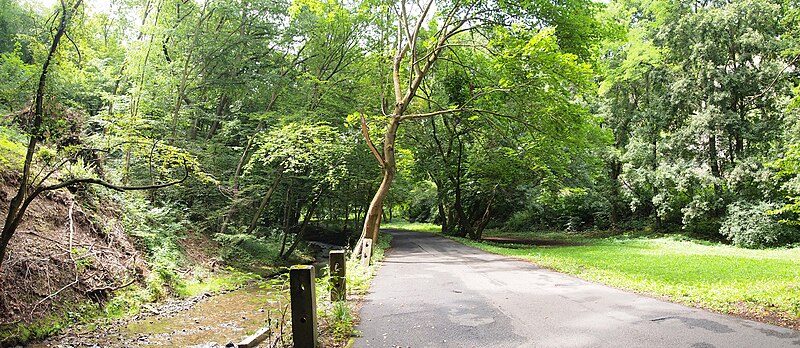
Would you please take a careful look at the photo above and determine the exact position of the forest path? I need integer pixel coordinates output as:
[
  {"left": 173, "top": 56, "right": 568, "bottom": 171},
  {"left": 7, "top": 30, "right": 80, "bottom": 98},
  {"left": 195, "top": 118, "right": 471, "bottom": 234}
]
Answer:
[{"left": 354, "top": 230, "right": 800, "bottom": 347}]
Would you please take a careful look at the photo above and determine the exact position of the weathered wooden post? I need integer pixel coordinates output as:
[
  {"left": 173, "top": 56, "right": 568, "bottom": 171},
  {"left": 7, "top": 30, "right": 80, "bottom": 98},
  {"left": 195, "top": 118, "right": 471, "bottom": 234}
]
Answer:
[
  {"left": 290, "top": 265, "right": 317, "bottom": 348},
  {"left": 361, "top": 238, "right": 373, "bottom": 267},
  {"left": 329, "top": 250, "right": 346, "bottom": 301}
]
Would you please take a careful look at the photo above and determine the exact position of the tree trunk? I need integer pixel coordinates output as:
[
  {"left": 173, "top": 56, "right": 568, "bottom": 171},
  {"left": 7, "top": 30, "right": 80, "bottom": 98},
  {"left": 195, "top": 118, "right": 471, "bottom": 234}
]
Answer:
[
  {"left": 352, "top": 116, "right": 399, "bottom": 258},
  {"left": 351, "top": 0, "right": 458, "bottom": 260},
  {"left": 609, "top": 159, "right": 621, "bottom": 229},
  {"left": 343, "top": 204, "right": 349, "bottom": 232},
  {"left": 470, "top": 202, "right": 492, "bottom": 240},
  {"left": 709, "top": 134, "right": 720, "bottom": 178},
  {"left": 452, "top": 180, "right": 468, "bottom": 237},
  {"left": 451, "top": 140, "right": 468, "bottom": 237},
  {"left": 189, "top": 116, "right": 198, "bottom": 141},
  {"left": 0, "top": 0, "right": 83, "bottom": 270},
  {"left": 281, "top": 188, "right": 324, "bottom": 258},
  {"left": 169, "top": 3, "right": 210, "bottom": 142},
  {"left": 219, "top": 129, "right": 260, "bottom": 234},
  {"left": 245, "top": 168, "right": 284, "bottom": 235},
  {"left": 470, "top": 187, "right": 497, "bottom": 240},
  {"left": 131, "top": 0, "right": 163, "bottom": 119},
  {"left": 206, "top": 95, "right": 228, "bottom": 141}
]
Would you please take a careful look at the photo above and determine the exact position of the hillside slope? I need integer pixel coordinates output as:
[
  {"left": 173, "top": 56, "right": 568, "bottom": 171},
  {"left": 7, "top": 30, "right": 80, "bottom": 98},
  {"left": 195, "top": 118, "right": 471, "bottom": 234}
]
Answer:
[{"left": 0, "top": 172, "right": 146, "bottom": 325}]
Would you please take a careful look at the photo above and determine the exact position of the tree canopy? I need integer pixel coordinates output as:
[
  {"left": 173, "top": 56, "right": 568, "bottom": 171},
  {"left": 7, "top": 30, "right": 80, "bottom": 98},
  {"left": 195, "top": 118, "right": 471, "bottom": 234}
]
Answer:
[{"left": 1, "top": 0, "right": 799, "bottom": 273}]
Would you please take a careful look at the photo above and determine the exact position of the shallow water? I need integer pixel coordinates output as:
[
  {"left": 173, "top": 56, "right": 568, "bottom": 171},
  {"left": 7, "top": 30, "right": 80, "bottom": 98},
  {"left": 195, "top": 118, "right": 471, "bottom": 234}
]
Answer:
[{"left": 31, "top": 285, "right": 289, "bottom": 347}]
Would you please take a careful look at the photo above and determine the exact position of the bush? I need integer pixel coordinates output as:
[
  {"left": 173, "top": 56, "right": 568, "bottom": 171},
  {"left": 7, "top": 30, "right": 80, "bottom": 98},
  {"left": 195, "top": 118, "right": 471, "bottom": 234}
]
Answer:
[
  {"left": 214, "top": 232, "right": 285, "bottom": 262},
  {"left": 719, "top": 201, "right": 800, "bottom": 248}
]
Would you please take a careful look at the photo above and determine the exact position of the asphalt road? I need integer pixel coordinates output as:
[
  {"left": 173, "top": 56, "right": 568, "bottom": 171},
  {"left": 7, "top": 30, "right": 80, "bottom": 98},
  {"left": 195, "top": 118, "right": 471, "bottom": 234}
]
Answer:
[{"left": 354, "top": 230, "right": 800, "bottom": 348}]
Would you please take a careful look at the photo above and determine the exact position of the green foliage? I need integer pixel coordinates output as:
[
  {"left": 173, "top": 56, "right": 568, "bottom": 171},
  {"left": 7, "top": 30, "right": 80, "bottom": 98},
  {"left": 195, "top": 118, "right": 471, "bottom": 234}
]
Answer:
[
  {"left": 313, "top": 266, "right": 355, "bottom": 341},
  {"left": 0, "top": 301, "right": 103, "bottom": 346},
  {"left": 0, "top": 49, "right": 35, "bottom": 112},
  {"left": 247, "top": 123, "right": 348, "bottom": 186},
  {"left": 382, "top": 220, "right": 442, "bottom": 233},
  {"left": 214, "top": 232, "right": 286, "bottom": 263},
  {"left": 497, "top": 0, "right": 602, "bottom": 60},
  {"left": 345, "top": 233, "right": 392, "bottom": 294},
  {"left": 720, "top": 201, "right": 800, "bottom": 248},
  {"left": 121, "top": 196, "right": 190, "bottom": 298},
  {"left": 327, "top": 301, "right": 354, "bottom": 340},
  {"left": 0, "top": 124, "right": 27, "bottom": 168},
  {"left": 592, "top": 0, "right": 797, "bottom": 241},
  {"left": 405, "top": 181, "right": 438, "bottom": 223},
  {"left": 772, "top": 141, "right": 800, "bottom": 224},
  {"left": 5, "top": 0, "right": 800, "bottom": 340}
]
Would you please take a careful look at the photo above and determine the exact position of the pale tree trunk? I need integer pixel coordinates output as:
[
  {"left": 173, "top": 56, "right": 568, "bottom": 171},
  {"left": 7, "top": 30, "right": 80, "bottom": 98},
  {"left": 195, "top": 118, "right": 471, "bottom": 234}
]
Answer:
[
  {"left": 131, "top": 0, "right": 164, "bottom": 119},
  {"left": 218, "top": 129, "right": 259, "bottom": 235},
  {"left": 352, "top": 116, "right": 398, "bottom": 259},
  {"left": 169, "top": 2, "right": 212, "bottom": 142},
  {"left": 108, "top": 0, "right": 153, "bottom": 115}
]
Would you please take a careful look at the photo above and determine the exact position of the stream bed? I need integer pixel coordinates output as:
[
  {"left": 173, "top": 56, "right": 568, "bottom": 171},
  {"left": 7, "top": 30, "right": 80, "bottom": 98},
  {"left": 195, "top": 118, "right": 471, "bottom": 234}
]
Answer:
[
  {"left": 30, "top": 284, "right": 287, "bottom": 348},
  {"left": 29, "top": 241, "right": 344, "bottom": 348}
]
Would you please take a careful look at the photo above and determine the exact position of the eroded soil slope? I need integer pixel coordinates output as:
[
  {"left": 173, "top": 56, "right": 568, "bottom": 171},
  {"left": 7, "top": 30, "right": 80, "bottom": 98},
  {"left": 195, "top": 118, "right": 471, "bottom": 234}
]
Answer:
[{"left": 0, "top": 173, "right": 146, "bottom": 325}]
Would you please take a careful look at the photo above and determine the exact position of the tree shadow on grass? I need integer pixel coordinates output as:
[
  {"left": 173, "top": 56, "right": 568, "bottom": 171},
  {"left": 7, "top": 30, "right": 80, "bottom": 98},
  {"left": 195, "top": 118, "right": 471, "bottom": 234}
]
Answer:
[{"left": 481, "top": 236, "right": 587, "bottom": 247}]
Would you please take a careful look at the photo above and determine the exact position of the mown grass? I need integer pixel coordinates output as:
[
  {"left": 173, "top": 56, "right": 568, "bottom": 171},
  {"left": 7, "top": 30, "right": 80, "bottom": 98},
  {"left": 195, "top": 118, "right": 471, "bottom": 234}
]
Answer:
[
  {"left": 462, "top": 232, "right": 800, "bottom": 323},
  {"left": 385, "top": 222, "right": 800, "bottom": 324},
  {"left": 382, "top": 220, "right": 442, "bottom": 233}
]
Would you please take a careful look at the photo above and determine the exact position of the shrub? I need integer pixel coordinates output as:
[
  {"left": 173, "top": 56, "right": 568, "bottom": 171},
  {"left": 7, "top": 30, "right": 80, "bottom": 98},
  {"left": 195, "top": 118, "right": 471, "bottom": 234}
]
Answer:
[{"left": 719, "top": 201, "right": 800, "bottom": 248}]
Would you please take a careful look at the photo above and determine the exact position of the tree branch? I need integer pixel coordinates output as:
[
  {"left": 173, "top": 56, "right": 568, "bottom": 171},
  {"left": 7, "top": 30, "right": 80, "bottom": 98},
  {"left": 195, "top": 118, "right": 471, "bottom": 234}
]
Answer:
[
  {"left": 37, "top": 159, "right": 190, "bottom": 194},
  {"left": 361, "top": 114, "right": 385, "bottom": 167}
]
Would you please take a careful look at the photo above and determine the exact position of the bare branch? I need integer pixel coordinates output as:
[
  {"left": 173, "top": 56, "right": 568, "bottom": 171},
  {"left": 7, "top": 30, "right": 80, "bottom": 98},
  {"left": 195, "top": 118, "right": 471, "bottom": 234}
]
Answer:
[
  {"left": 64, "top": 30, "right": 82, "bottom": 64},
  {"left": 461, "top": 88, "right": 510, "bottom": 106},
  {"left": 412, "top": 92, "right": 446, "bottom": 111},
  {"left": 400, "top": 108, "right": 464, "bottom": 121},
  {"left": 36, "top": 159, "right": 190, "bottom": 194},
  {"left": 361, "top": 114, "right": 385, "bottom": 167},
  {"left": 400, "top": 107, "right": 541, "bottom": 134},
  {"left": 410, "top": 0, "right": 435, "bottom": 77},
  {"left": 744, "top": 53, "right": 800, "bottom": 102},
  {"left": 394, "top": 42, "right": 410, "bottom": 104}
]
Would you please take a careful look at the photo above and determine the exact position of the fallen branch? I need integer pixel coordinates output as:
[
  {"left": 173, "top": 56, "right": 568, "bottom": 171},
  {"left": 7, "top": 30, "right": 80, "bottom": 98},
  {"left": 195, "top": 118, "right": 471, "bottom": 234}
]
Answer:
[{"left": 85, "top": 277, "right": 137, "bottom": 302}]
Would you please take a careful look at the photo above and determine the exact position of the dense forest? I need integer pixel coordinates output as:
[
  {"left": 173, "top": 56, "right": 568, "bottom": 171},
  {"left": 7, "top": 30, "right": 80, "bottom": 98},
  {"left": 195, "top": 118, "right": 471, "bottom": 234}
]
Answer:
[{"left": 1, "top": 0, "right": 800, "bottom": 341}]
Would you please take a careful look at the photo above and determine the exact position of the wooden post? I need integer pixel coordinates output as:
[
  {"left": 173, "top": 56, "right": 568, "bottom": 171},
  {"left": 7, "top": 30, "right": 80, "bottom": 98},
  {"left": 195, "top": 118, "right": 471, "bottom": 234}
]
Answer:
[
  {"left": 361, "top": 238, "right": 373, "bottom": 267},
  {"left": 290, "top": 265, "right": 317, "bottom": 348},
  {"left": 329, "top": 250, "right": 346, "bottom": 301}
]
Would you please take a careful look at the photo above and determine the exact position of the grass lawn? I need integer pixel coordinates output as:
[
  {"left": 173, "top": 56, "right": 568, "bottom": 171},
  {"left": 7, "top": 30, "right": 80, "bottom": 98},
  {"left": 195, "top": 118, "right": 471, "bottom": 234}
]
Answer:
[
  {"left": 382, "top": 220, "right": 443, "bottom": 233},
  {"left": 384, "top": 221, "right": 800, "bottom": 327}
]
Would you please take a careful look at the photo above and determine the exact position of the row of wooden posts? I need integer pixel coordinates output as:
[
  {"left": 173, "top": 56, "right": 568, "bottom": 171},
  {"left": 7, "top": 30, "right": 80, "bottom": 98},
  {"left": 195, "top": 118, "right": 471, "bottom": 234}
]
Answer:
[{"left": 239, "top": 239, "right": 373, "bottom": 348}]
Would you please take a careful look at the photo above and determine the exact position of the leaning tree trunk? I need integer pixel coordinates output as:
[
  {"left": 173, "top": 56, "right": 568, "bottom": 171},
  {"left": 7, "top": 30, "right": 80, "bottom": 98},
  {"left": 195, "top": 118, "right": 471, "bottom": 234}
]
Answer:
[
  {"left": 244, "top": 168, "right": 283, "bottom": 235},
  {"left": 0, "top": 0, "right": 83, "bottom": 270},
  {"left": 352, "top": 117, "right": 399, "bottom": 259}
]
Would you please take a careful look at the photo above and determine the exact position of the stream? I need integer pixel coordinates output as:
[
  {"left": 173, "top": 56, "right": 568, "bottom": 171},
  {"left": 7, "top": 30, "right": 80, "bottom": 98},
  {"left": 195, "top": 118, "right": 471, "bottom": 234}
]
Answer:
[
  {"left": 29, "top": 241, "right": 344, "bottom": 348},
  {"left": 30, "top": 285, "right": 283, "bottom": 348}
]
